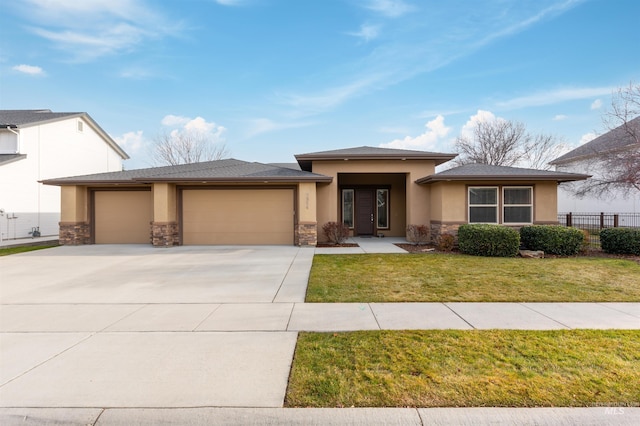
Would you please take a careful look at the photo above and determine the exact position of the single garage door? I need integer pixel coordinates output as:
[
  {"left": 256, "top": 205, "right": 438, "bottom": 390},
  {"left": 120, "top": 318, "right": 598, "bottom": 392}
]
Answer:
[
  {"left": 94, "top": 191, "right": 152, "bottom": 244},
  {"left": 182, "top": 189, "right": 294, "bottom": 245}
]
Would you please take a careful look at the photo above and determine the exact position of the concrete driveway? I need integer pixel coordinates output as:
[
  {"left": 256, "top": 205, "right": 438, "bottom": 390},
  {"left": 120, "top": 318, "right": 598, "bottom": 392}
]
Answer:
[{"left": 0, "top": 245, "right": 312, "bottom": 408}]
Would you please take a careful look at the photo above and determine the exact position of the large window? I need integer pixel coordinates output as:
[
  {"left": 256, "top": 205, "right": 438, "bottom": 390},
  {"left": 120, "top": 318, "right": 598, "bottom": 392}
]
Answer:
[
  {"left": 342, "top": 189, "right": 354, "bottom": 228},
  {"left": 503, "top": 187, "right": 532, "bottom": 224},
  {"left": 469, "top": 187, "right": 498, "bottom": 223},
  {"left": 377, "top": 189, "right": 389, "bottom": 229},
  {"left": 468, "top": 186, "right": 533, "bottom": 224}
]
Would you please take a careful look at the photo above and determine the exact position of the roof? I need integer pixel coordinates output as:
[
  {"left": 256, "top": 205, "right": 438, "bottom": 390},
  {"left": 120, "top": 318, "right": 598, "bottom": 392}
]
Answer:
[
  {"left": 0, "top": 154, "right": 27, "bottom": 166},
  {"left": 0, "top": 109, "right": 129, "bottom": 160},
  {"left": 41, "top": 158, "right": 333, "bottom": 185},
  {"left": 416, "top": 163, "right": 590, "bottom": 184},
  {"left": 550, "top": 116, "right": 640, "bottom": 165},
  {"left": 295, "top": 145, "right": 457, "bottom": 170}
]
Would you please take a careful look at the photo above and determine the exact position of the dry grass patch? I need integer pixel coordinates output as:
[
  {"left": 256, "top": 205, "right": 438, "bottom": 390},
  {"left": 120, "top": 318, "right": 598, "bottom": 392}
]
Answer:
[
  {"left": 307, "top": 254, "right": 640, "bottom": 302},
  {"left": 285, "top": 330, "right": 640, "bottom": 407}
]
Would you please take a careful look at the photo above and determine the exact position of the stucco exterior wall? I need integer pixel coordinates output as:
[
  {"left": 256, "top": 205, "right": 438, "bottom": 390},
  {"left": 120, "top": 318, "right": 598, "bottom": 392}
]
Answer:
[{"left": 311, "top": 159, "right": 435, "bottom": 239}]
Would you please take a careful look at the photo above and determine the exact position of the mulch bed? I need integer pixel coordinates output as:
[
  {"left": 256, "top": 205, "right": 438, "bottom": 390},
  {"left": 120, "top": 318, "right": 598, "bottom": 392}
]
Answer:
[{"left": 316, "top": 243, "right": 360, "bottom": 248}]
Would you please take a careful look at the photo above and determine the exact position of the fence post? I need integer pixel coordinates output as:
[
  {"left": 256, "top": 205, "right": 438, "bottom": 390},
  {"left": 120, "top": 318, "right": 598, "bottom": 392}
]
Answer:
[
  {"left": 600, "top": 212, "right": 604, "bottom": 229},
  {"left": 566, "top": 212, "right": 572, "bottom": 227},
  {"left": 614, "top": 214, "right": 619, "bottom": 228}
]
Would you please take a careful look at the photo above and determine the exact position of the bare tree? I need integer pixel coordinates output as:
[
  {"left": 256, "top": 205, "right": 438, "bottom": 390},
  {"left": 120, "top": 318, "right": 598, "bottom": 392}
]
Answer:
[
  {"left": 151, "top": 130, "right": 229, "bottom": 166},
  {"left": 571, "top": 82, "right": 640, "bottom": 198},
  {"left": 454, "top": 118, "right": 564, "bottom": 170}
]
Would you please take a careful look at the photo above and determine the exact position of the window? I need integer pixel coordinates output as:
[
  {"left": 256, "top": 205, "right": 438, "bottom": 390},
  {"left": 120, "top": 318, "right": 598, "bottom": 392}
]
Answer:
[
  {"left": 342, "top": 189, "right": 354, "bottom": 228},
  {"left": 503, "top": 187, "right": 532, "bottom": 224},
  {"left": 468, "top": 186, "right": 533, "bottom": 224},
  {"left": 469, "top": 187, "right": 498, "bottom": 223},
  {"left": 376, "top": 189, "right": 389, "bottom": 229}
]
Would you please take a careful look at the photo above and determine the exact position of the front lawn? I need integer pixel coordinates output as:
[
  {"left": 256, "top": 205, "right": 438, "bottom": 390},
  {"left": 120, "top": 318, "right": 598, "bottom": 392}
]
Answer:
[
  {"left": 0, "top": 244, "right": 58, "bottom": 256},
  {"left": 307, "top": 254, "right": 640, "bottom": 302},
  {"left": 285, "top": 330, "right": 640, "bottom": 407}
]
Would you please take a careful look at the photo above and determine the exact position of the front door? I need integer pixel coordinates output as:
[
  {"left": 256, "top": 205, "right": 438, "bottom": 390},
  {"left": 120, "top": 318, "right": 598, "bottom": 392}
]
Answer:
[{"left": 355, "top": 190, "right": 375, "bottom": 235}]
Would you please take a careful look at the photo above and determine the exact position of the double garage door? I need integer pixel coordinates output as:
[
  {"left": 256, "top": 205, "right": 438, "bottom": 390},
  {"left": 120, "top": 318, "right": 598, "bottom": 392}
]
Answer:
[{"left": 93, "top": 188, "right": 294, "bottom": 245}]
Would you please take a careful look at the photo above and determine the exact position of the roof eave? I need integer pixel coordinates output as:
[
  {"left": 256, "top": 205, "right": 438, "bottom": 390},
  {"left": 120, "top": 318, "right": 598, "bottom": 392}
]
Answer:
[
  {"left": 134, "top": 176, "right": 333, "bottom": 183},
  {"left": 416, "top": 174, "right": 591, "bottom": 184}
]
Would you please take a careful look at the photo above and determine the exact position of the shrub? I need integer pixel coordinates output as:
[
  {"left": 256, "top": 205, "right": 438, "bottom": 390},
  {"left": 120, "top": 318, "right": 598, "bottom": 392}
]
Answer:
[
  {"left": 600, "top": 228, "right": 640, "bottom": 255},
  {"left": 458, "top": 224, "right": 520, "bottom": 257},
  {"left": 322, "top": 221, "right": 350, "bottom": 245},
  {"left": 437, "top": 234, "right": 455, "bottom": 252},
  {"left": 520, "top": 225, "right": 584, "bottom": 256},
  {"left": 406, "top": 224, "right": 429, "bottom": 245}
]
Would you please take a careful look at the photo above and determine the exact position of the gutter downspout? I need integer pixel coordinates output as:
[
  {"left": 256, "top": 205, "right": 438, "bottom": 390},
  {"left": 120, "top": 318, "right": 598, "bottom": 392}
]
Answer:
[{"left": 6, "top": 126, "right": 20, "bottom": 153}]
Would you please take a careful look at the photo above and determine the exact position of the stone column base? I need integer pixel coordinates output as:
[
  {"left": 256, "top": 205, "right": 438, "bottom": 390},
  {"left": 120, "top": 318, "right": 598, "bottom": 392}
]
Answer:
[
  {"left": 430, "top": 222, "right": 463, "bottom": 244},
  {"left": 295, "top": 222, "right": 317, "bottom": 247},
  {"left": 151, "top": 222, "right": 179, "bottom": 247},
  {"left": 59, "top": 222, "right": 90, "bottom": 245}
]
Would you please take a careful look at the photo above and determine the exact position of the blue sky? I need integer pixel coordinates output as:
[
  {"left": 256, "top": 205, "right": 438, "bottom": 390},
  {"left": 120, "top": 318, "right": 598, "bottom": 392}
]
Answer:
[{"left": 1, "top": 0, "right": 639, "bottom": 170}]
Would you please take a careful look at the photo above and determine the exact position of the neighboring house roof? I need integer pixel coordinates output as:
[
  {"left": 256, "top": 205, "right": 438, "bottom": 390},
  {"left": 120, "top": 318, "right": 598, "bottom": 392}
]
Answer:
[
  {"left": 42, "top": 158, "right": 332, "bottom": 185},
  {"left": 0, "top": 109, "right": 129, "bottom": 160},
  {"left": 0, "top": 154, "right": 27, "bottom": 166},
  {"left": 295, "top": 146, "right": 457, "bottom": 171},
  {"left": 268, "top": 162, "right": 302, "bottom": 170},
  {"left": 416, "top": 163, "right": 590, "bottom": 184},
  {"left": 550, "top": 116, "right": 640, "bottom": 165}
]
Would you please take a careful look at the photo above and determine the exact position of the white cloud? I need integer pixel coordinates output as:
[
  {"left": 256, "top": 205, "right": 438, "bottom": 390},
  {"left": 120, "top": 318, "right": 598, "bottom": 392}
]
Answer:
[
  {"left": 21, "top": 0, "right": 181, "bottom": 61},
  {"left": 579, "top": 132, "right": 597, "bottom": 145},
  {"left": 247, "top": 118, "right": 313, "bottom": 137},
  {"left": 380, "top": 115, "right": 450, "bottom": 150},
  {"left": 553, "top": 114, "right": 568, "bottom": 121},
  {"left": 591, "top": 99, "right": 603, "bottom": 110},
  {"left": 114, "top": 130, "right": 145, "bottom": 153},
  {"left": 12, "top": 64, "right": 45, "bottom": 75},
  {"left": 364, "top": 0, "right": 413, "bottom": 18},
  {"left": 347, "top": 24, "right": 380, "bottom": 42},
  {"left": 214, "top": 0, "right": 245, "bottom": 5},
  {"left": 459, "top": 110, "right": 499, "bottom": 139},
  {"left": 497, "top": 86, "right": 613, "bottom": 109},
  {"left": 162, "top": 115, "right": 226, "bottom": 140}
]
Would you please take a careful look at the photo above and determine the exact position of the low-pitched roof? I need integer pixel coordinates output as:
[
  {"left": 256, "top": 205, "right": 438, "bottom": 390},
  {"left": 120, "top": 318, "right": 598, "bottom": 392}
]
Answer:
[
  {"left": 416, "top": 163, "right": 590, "bottom": 184},
  {"left": 295, "top": 146, "right": 457, "bottom": 170},
  {"left": 42, "top": 158, "right": 332, "bottom": 185},
  {"left": 550, "top": 116, "right": 640, "bottom": 165},
  {"left": 0, "top": 109, "right": 129, "bottom": 160}
]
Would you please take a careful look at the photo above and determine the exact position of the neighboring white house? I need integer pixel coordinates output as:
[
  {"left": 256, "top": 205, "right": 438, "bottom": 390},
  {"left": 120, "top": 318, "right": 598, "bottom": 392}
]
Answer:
[
  {"left": 0, "top": 110, "right": 128, "bottom": 240},
  {"left": 550, "top": 116, "right": 640, "bottom": 214}
]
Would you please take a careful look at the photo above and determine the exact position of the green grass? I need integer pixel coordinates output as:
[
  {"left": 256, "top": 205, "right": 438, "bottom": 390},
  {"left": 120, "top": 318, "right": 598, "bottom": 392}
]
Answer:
[
  {"left": 307, "top": 254, "right": 640, "bottom": 302},
  {"left": 285, "top": 330, "right": 640, "bottom": 407},
  {"left": 0, "top": 244, "right": 58, "bottom": 256}
]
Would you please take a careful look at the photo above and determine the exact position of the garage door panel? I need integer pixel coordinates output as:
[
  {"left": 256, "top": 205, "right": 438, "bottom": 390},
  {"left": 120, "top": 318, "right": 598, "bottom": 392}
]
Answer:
[
  {"left": 182, "top": 189, "right": 293, "bottom": 245},
  {"left": 95, "top": 191, "right": 152, "bottom": 244}
]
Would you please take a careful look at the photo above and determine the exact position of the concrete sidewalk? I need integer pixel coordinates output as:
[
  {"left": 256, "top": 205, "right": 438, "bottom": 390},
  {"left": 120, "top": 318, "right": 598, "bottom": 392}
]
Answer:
[{"left": 1, "top": 243, "right": 639, "bottom": 425}]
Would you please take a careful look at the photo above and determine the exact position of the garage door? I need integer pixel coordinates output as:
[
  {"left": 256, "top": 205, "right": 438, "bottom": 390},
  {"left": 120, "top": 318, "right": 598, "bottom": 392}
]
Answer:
[
  {"left": 182, "top": 189, "right": 294, "bottom": 245},
  {"left": 94, "top": 191, "right": 152, "bottom": 244}
]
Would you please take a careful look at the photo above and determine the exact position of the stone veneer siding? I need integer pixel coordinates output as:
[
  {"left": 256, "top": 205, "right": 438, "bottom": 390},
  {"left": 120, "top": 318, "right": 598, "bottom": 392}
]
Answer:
[
  {"left": 59, "top": 222, "right": 90, "bottom": 245},
  {"left": 151, "top": 221, "right": 180, "bottom": 247},
  {"left": 295, "top": 222, "right": 317, "bottom": 247},
  {"left": 429, "top": 222, "right": 463, "bottom": 244}
]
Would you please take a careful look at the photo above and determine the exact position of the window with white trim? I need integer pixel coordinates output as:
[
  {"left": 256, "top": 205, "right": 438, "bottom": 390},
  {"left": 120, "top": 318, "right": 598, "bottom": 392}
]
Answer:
[
  {"left": 342, "top": 189, "right": 354, "bottom": 228},
  {"left": 468, "top": 186, "right": 533, "bottom": 224},
  {"left": 469, "top": 187, "right": 498, "bottom": 223},
  {"left": 503, "top": 187, "right": 532, "bottom": 224}
]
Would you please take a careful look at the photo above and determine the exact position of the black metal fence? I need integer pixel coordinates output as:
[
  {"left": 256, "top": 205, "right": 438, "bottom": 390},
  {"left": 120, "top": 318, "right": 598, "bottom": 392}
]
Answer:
[{"left": 557, "top": 212, "right": 640, "bottom": 246}]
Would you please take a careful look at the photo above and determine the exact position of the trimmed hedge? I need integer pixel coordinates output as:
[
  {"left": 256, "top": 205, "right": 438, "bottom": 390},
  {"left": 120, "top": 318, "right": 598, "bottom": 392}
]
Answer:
[
  {"left": 600, "top": 228, "right": 640, "bottom": 255},
  {"left": 520, "top": 225, "right": 584, "bottom": 256},
  {"left": 458, "top": 224, "right": 520, "bottom": 257}
]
